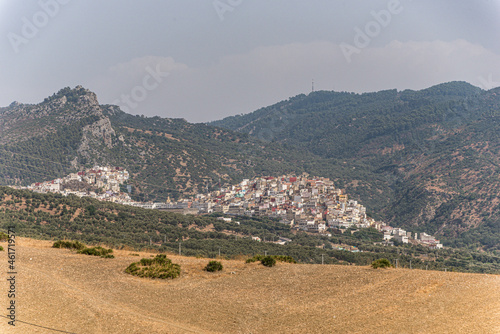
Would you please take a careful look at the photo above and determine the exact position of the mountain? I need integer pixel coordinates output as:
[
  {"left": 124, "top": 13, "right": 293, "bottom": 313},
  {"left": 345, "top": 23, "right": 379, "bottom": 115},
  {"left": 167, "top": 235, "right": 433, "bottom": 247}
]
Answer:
[
  {"left": 212, "top": 82, "right": 500, "bottom": 250},
  {"left": 0, "top": 86, "right": 327, "bottom": 201}
]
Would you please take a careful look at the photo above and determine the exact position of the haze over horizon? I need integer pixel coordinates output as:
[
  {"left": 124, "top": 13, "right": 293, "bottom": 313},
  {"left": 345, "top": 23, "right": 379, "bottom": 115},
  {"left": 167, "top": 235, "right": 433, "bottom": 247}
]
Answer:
[{"left": 1, "top": 0, "right": 500, "bottom": 122}]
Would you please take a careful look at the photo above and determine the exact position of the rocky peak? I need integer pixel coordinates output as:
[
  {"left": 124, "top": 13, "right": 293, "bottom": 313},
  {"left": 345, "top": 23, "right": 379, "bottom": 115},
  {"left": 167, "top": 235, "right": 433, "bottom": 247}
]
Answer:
[
  {"left": 0, "top": 86, "right": 110, "bottom": 145},
  {"left": 44, "top": 86, "right": 100, "bottom": 110}
]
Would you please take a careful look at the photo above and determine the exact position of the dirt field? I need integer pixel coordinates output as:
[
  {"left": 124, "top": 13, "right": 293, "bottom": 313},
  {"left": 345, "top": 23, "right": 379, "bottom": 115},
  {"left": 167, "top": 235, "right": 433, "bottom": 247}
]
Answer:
[{"left": 0, "top": 238, "right": 499, "bottom": 333}]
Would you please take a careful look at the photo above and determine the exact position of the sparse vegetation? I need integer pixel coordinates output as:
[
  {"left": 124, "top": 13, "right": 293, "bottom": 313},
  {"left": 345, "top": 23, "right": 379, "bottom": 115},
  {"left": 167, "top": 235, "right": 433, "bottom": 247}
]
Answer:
[
  {"left": 77, "top": 246, "right": 114, "bottom": 258},
  {"left": 246, "top": 254, "right": 296, "bottom": 265},
  {"left": 9, "top": 238, "right": 499, "bottom": 333},
  {"left": 125, "top": 254, "right": 181, "bottom": 279},
  {"left": 204, "top": 260, "right": 223, "bottom": 272},
  {"left": 0, "top": 232, "right": 8, "bottom": 242},
  {"left": 371, "top": 258, "right": 393, "bottom": 269},
  {"left": 53, "top": 240, "right": 86, "bottom": 251},
  {"left": 53, "top": 240, "right": 114, "bottom": 258}
]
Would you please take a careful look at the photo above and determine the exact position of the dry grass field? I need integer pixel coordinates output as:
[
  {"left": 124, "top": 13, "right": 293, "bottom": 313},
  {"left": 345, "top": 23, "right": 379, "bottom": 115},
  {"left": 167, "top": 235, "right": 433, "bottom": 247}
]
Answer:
[{"left": 0, "top": 238, "right": 499, "bottom": 334}]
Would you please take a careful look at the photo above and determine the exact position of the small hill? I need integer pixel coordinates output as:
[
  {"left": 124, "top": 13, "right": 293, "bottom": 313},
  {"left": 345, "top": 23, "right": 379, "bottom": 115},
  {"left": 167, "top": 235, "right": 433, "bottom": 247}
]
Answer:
[{"left": 0, "top": 238, "right": 498, "bottom": 333}]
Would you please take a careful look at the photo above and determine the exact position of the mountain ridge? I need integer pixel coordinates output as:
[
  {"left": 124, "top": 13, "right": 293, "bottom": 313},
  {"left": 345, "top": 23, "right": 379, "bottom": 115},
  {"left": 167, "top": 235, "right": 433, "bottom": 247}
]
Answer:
[{"left": 211, "top": 81, "right": 500, "bottom": 250}]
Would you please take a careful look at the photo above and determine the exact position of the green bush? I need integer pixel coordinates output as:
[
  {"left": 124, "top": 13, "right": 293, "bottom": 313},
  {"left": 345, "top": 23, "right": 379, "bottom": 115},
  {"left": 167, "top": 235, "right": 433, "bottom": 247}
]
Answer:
[
  {"left": 0, "top": 246, "right": 3, "bottom": 251},
  {"left": 101, "top": 254, "right": 115, "bottom": 259},
  {"left": 371, "top": 258, "right": 393, "bottom": 269},
  {"left": 261, "top": 256, "right": 276, "bottom": 267},
  {"left": 205, "top": 260, "right": 223, "bottom": 272},
  {"left": 53, "top": 241, "right": 113, "bottom": 258},
  {"left": 53, "top": 240, "right": 86, "bottom": 251},
  {"left": 77, "top": 246, "right": 114, "bottom": 258},
  {"left": 125, "top": 254, "right": 181, "bottom": 279},
  {"left": 0, "top": 232, "right": 8, "bottom": 242},
  {"left": 246, "top": 254, "right": 296, "bottom": 265},
  {"left": 246, "top": 254, "right": 265, "bottom": 263}
]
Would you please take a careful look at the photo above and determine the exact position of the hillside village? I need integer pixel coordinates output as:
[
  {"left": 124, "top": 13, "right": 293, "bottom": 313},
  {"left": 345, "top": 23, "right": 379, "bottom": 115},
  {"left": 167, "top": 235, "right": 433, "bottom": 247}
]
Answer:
[
  {"left": 185, "top": 174, "right": 443, "bottom": 249},
  {"left": 25, "top": 166, "right": 131, "bottom": 202},
  {"left": 15, "top": 168, "right": 443, "bottom": 249}
]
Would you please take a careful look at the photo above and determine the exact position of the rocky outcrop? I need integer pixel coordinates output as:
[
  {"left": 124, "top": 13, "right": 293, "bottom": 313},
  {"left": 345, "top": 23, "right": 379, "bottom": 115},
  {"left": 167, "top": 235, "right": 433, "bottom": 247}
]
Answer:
[
  {"left": 78, "top": 117, "right": 116, "bottom": 158},
  {"left": 0, "top": 86, "right": 107, "bottom": 144}
]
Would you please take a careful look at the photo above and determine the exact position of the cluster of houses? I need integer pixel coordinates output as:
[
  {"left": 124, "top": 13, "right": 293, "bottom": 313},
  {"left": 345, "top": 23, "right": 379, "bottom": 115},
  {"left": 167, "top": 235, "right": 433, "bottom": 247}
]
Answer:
[
  {"left": 380, "top": 226, "right": 443, "bottom": 249},
  {"left": 17, "top": 170, "right": 443, "bottom": 249},
  {"left": 23, "top": 166, "right": 131, "bottom": 202},
  {"left": 177, "top": 175, "right": 373, "bottom": 232},
  {"left": 176, "top": 174, "right": 442, "bottom": 249}
]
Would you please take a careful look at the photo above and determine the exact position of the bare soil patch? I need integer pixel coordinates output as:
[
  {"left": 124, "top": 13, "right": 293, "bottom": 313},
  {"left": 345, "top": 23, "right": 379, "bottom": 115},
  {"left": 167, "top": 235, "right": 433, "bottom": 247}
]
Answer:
[{"left": 0, "top": 238, "right": 498, "bottom": 333}]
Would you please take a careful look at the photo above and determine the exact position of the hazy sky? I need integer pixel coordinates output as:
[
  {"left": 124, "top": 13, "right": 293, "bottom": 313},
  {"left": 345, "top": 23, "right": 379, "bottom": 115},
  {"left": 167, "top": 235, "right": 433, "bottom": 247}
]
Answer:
[{"left": 1, "top": 0, "right": 499, "bottom": 122}]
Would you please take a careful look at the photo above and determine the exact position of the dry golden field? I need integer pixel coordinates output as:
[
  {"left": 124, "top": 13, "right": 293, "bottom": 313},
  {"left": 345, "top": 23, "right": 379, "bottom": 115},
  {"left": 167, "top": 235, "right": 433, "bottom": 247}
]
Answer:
[{"left": 0, "top": 238, "right": 499, "bottom": 334}]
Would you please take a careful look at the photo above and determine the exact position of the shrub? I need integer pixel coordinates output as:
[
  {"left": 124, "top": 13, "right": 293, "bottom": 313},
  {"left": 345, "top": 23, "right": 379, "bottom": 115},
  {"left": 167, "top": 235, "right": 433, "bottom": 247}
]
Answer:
[
  {"left": 53, "top": 241, "right": 113, "bottom": 258},
  {"left": 53, "top": 240, "right": 86, "bottom": 251},
  {"left": 261, "top": 256, "right": 276, "bottom": 267},
  {"left": 371, "top": 258, "right": 393, "bottom": 269},
  {"left": 246, "top": 254, "right": 297, "bottom": 265},
  {"left": 246, "top": 255, "right": 264, "bottom": 263},
  {"left": 205, "top": 260, "right": 223, "bottom": 272},
  {"left": 77, "top": 246, "right": 114, "bottom": 258},
  {"left": 0, "top": 246, "right": 3, "bottom": 251},
  {"left": 0, "top": 232, "right": 8, "bottom": 242},
  {"left": 125, "top": 254, "right": 181, "bottom": 279},
  {"left": 101, "top": 254, "right": 115, "bottom": 259}
]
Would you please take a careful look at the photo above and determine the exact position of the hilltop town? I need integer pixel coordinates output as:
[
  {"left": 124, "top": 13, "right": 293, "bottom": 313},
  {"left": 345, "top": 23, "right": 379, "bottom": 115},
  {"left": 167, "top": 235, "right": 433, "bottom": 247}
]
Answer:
[{"left": 15, "top": 168, "right": 442, "bottom": 249}]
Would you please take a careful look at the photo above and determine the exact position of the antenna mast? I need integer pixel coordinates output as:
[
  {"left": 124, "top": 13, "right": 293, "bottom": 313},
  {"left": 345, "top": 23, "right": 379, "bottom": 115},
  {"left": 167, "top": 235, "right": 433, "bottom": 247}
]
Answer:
[{"left": 312, "top": 79, "right": 314, "bottom": 92}]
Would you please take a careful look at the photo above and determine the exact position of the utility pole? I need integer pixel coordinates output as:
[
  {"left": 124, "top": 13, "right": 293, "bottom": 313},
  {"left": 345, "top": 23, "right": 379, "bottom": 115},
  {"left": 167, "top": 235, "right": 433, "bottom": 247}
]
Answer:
[
  {"left": 179, "top": 242, "right": 181, "bottom": 256},
  {"left": 396, "top": 259, "right": 398, "bottom": 269},
  {"left": 426, "top": 264, "right": 428, "bottom": 271},
  {"left": 265, "top": 251, "right": 267, "bottom": 256},
  {"left": 218, "top": 248, "right": 221, "bottom": 258},
  {"left": 149, "top": 236, "right": 152, "bottom": 246},
  {"left": 321, "top": 254, "right": 324, "bottom": 265},
  {"left": 410, "top": 260, "right": 412, "bottom": 270}
]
